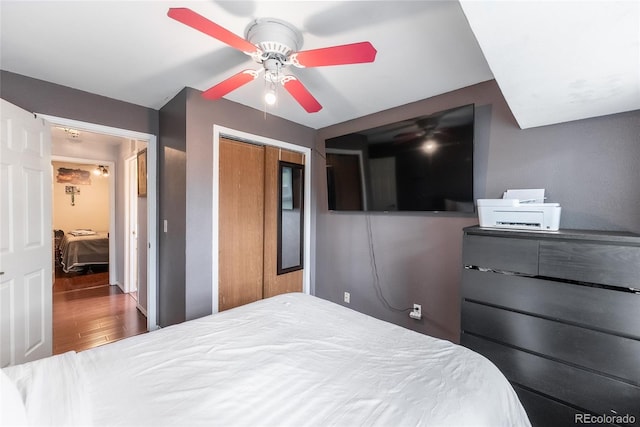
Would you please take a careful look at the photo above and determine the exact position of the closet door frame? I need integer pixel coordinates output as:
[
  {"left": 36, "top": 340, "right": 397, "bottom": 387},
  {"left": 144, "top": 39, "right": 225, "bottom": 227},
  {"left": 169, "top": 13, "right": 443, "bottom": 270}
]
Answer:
[{"left": 212, "top": 125, "right": 312, "bottom": 313}]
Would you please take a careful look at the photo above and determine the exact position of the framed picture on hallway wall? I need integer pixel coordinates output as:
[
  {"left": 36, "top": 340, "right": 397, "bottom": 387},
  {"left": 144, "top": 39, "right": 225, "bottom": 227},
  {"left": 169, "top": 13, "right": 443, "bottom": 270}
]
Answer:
[{"left": 137, "top": 148, "right": 147, "bottom": 197}]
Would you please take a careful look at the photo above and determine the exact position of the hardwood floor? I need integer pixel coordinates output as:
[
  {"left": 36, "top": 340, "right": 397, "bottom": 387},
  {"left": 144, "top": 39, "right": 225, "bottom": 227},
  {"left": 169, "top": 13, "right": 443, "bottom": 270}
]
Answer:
[{"left": 53, "top": 269, "right": 147, "bottom": 354}]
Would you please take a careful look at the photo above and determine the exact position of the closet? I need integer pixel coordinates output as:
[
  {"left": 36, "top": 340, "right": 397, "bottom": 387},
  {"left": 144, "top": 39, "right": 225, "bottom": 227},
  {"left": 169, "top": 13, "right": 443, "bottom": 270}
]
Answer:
[{"left": 218, "top": 137, "right": 304, "bottom": 311}]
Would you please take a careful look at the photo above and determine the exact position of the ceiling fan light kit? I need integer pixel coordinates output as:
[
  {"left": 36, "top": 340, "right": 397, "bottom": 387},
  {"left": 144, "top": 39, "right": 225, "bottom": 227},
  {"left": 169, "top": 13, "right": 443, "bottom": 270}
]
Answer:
[{"left": 167, "top": 7, "right": 377, "bottom": 113}]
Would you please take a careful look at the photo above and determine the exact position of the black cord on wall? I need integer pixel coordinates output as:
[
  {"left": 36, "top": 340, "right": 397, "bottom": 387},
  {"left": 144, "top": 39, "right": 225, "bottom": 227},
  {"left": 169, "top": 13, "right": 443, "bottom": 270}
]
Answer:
[{"left": 365, "top": 214, "right": 413, "bottom": 313}]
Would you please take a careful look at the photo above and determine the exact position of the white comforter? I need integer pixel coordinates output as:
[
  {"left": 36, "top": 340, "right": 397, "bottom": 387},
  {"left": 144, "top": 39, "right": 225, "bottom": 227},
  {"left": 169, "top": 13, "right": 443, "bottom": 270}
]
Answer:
[{"left": 4, "top": 293, "right": 530, "bottom": 426}]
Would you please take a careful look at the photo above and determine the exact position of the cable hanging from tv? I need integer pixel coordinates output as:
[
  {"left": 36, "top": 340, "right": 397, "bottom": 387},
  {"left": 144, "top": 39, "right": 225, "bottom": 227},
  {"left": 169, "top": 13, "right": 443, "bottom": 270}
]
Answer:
[{"left": 365, "top": 214, "right": 413, "bottom": 313}]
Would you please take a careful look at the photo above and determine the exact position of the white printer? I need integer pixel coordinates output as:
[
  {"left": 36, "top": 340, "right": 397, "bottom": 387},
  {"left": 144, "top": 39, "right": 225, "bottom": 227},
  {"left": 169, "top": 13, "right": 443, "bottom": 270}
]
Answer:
[{"left": 477, "top": 189, "right": 561, "bottom": 231}]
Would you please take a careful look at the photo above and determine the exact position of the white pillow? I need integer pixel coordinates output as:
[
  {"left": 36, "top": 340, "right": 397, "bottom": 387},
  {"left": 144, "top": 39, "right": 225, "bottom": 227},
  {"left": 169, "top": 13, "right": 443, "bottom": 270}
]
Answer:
[{"left": 0, "top": 368, "right": 28, "bottom": 426}]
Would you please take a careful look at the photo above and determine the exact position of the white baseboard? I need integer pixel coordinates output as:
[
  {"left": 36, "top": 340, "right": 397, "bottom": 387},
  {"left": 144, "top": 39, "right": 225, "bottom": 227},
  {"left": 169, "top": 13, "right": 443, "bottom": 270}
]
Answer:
[{"left": 137, "top": 303, "right": 148, "bottom": 317}]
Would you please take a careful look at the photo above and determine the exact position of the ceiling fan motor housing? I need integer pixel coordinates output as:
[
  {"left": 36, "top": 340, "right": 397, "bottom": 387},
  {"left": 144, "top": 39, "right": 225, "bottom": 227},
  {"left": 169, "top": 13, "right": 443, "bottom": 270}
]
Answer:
[{"left": 245, "top": 18, "right": 303, "bottom": 59}]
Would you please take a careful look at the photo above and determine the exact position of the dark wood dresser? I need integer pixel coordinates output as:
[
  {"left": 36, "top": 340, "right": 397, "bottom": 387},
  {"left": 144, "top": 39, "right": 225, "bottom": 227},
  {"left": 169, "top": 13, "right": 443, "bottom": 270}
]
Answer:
[{"left": 460, "top": 225, "right": 640, "bottom": 427}]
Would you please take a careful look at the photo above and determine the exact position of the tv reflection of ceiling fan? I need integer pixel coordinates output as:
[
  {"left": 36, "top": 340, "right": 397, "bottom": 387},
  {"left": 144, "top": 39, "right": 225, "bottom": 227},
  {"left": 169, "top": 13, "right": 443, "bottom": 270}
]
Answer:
[
  {"left": 167, "top": 8, "right": 377, "bottom": 113},
  {"left": 392, "top": 118, "right": 447, "bottom": 144}
]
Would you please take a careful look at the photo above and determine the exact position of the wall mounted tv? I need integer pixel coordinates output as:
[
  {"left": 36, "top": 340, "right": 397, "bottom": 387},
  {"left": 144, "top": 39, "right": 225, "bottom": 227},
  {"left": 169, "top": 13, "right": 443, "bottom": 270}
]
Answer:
[{"left": 325, "top": 104, "right": 474, "bottom": 213}]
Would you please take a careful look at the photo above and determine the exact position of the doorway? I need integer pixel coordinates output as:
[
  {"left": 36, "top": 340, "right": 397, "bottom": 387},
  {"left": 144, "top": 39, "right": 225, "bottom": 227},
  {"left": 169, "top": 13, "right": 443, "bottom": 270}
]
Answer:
[
  {"left": 51, "top": 157, "right": 114, "bottom": 285},
  {"left": 38, "top": 113, "right": 158, "bottom": 332},
  {"left": 49, "top": 137, "right": 148, "bottom": 353},
  {"left": 0, "top": 101, "right": 157, "bottom": 364}
]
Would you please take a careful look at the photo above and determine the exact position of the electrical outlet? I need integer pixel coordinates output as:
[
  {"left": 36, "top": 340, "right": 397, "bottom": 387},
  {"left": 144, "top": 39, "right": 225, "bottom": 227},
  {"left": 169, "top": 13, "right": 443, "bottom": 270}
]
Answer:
[
  {"left": 410, "top": 303, "right": 422, "bottom": 320},
  {"left": 344, "top": 292, "right": 351, "bottom": 304}
]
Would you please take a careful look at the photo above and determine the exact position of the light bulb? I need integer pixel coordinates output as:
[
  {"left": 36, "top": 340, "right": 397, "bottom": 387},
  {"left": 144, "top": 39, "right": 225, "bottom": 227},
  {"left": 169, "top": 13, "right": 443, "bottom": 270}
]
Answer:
[
  {"left": 95, "top": 165, "right": 109, "bottom": 176},
  {"left": 422, "top": 139, "right": 438, "bottom": 154},
  {"left": 264, "top": 90, "right": 277, "bottom": 105}
]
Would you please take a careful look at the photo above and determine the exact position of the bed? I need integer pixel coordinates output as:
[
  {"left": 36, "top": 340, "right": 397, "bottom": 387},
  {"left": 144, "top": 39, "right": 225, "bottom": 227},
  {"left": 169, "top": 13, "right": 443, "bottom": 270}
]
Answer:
[
  {"left": 1, "top": 293, "right": 531, "bottom": 426},
  {"left": 58, "top": 230, "right": 109, "bottom": 273}
]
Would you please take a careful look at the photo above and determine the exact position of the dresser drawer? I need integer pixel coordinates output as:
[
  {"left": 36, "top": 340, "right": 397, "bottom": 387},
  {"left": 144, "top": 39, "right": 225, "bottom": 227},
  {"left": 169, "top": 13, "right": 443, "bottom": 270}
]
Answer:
[
  {"left": 463, "top": 234, "right": 538, "bottom": 275},
  {"left": 461, "top": 334, "right": 640, "bottom": 420},
  {"left": 462, "top": 269, "right": 640, "bottom": 339},
  {"left": 511, "top": 385, "right": 616, "bottom": 427},
  {"left": 539, "top": 241, "right": 640, "bottom": 289},
  {"left": 462, "top": 301, "right": 640, "bottom": 385}
]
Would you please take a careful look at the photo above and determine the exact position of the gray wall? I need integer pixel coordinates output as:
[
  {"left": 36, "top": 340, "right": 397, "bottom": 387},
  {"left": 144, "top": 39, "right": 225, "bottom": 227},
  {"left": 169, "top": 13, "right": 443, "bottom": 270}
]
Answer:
[
  {"left": 157, "top": 88, "right": 317, "bottom": 324},
  {"left": 158, "top": 90, "right": 187, "bottom": 326},
  {"left": 6, "top": 71, "right": 639, "bottom": 341},
  {"left": 0, "top": 71, "right": 158, "bottom": 135},
  {"left": 184, "top": 88, "right": 317, "bottom": 320},
  {"left": 315, "top": 80, "right": 640, "bottom": 343}
]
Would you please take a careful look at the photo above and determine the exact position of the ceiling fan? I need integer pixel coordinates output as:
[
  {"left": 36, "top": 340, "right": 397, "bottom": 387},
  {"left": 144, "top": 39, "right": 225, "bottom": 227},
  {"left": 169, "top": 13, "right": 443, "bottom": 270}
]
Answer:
[{"left": 167, "top": 8, "right": 377, "bottom": 113}]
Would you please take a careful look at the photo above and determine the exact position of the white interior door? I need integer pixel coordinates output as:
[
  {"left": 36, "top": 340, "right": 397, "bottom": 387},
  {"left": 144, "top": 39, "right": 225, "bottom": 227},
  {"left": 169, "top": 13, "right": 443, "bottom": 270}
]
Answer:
[
  {"left": 125, "top": 155, "right": 138, "bottom": 295},
  {"left": 0, "top": 99, "right": 52, "bottom": 367}
]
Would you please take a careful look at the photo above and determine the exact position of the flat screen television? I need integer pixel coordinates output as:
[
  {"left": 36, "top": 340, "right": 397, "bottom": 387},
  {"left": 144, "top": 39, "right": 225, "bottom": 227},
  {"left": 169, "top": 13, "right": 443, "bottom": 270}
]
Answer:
[{"left": 325, "top": 104, "right": 475, "bottom": 213}]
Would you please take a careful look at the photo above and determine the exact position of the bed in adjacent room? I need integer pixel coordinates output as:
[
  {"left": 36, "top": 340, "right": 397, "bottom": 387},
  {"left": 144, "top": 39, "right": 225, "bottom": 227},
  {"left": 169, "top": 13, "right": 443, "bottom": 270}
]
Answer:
[
  {"left": 2, "top": 293, "right": 531, "bottom": 426},
  {"left": 58, "top": 230, "right": 109, "bottom": 273}
]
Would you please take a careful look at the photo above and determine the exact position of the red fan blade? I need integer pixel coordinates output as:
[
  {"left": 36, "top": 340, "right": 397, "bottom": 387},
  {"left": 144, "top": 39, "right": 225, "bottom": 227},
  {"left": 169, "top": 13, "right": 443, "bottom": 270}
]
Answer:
[
  {"left": 168, "top": 8, "right": 258, "bottom": 54},
  {"left": 291, "top": 42, "right": 377, "bottom": 68},
  {"left": 202, "top": 70, "right": 259, "bottom": 99},
  {"left": 282, "top": 76, "right": 322, "bottom": 113}
]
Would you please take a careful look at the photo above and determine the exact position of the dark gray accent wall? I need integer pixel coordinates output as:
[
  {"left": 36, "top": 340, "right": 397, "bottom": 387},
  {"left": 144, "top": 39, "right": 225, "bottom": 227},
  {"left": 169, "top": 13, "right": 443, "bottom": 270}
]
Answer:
[
  {"left": 184, "top": 88, "right": 316, "bottom": 320},
  {"left": 158, "top": 90, "right": 187, "bottom": 326},
  {"left": 0, "top": 71, "right": 158, "bottom": 134},
  {"left": 315, "top": 80, "right": 640, "bottom": 343}
]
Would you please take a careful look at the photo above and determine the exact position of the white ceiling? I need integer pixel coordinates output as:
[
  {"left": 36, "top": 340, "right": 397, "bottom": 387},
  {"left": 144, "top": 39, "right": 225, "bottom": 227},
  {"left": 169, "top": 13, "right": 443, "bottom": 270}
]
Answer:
[
  {"left": 1, "top": 1, "right": 638, "bottom": 130},
  {"left": 460, "top": 0, "right": 640, "bottom": 129},
  {"left": 51, "top": 126, "right": 125, "bottom": 146}
]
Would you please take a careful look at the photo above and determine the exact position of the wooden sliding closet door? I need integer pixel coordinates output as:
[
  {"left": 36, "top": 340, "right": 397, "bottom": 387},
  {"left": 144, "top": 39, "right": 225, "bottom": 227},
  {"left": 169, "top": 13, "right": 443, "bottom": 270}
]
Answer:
[
  {"left": 218, "top": 138, "right": 304, "bottom": 311},
  {"left": 263, "top": 146, "right": 304, "bottom": 298},
  {"left": 218, "top": 138, "right": 265, "bottom": 311}
]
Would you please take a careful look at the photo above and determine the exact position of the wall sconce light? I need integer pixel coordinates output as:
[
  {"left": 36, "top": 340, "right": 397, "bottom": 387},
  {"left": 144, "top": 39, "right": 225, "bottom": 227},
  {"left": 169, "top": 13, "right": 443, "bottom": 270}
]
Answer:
[{"left": 94, "top": 165, "right": 109, "bottom": 177}]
